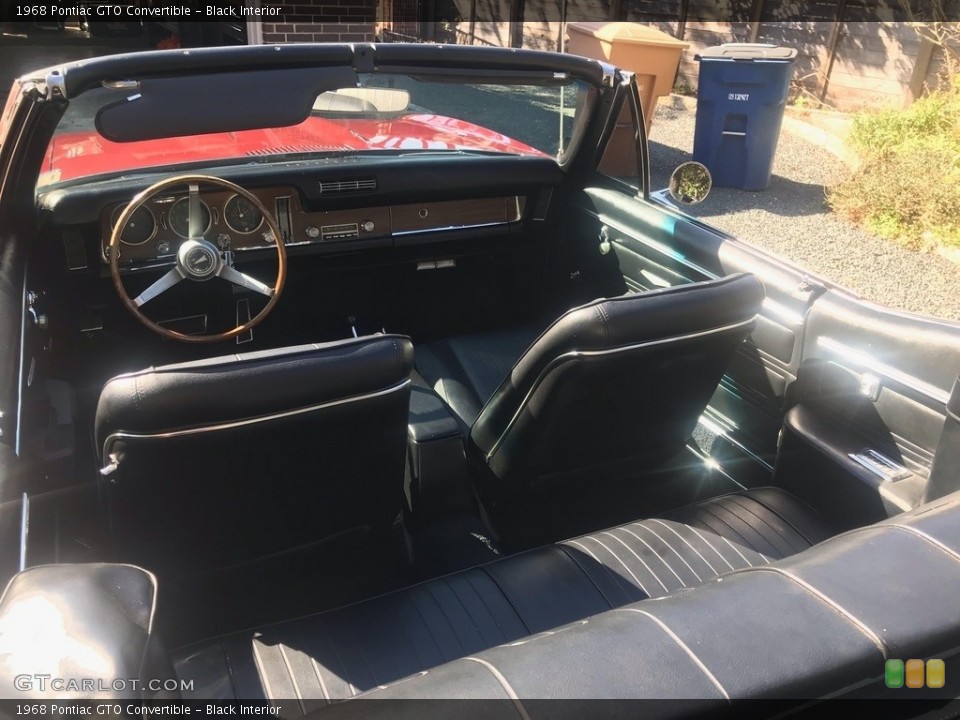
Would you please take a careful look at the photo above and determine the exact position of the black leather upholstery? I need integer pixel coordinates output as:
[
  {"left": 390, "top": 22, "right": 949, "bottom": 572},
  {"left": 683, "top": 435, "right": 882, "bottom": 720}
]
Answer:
[
  {"left": 171, "top": 487, "right": 830, "bottom": 703},
  {"left": 0, "top": 564, "right": 175, "bottom": 700},
  {"left": 95, "top": 336, "right": 414, "bottom": 576},
  {"left": 415, "top": 326, "right": 541, "bottom": 430},
  {"left": 416, "top": 275, "right": 764, "bottom": 495},
  {"left": 342, "top": 491, "right": 960, "bottom": 706}
]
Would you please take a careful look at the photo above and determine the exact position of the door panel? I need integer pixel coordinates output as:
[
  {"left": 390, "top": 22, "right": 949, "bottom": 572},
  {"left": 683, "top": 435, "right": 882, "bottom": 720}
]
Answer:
[
  {"left": 779, "top": 291, "right": 960, "bottom": 526},
  {"left": 573, "top": 184, "right": 960, "bottom": 526}
]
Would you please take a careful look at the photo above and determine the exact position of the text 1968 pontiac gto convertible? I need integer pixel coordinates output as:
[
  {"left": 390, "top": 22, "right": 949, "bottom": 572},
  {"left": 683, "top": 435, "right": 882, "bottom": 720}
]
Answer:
[{"left": 0, "top": 42, "right": 958, "bottom": 717}]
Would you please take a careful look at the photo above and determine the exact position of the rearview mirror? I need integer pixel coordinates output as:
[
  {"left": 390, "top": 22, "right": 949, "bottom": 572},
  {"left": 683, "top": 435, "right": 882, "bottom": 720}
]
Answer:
[
  {"left": 668, "top": 162, "right": 712, "bottom": 205},
  {"left": 312, "top": 87, "right": 411, "bottom": 116}
]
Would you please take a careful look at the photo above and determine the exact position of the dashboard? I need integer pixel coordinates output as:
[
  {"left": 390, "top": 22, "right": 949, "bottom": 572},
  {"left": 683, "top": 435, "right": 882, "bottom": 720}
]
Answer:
[{"left": 102, "top": 186, "right": 526, "bottom": 267}]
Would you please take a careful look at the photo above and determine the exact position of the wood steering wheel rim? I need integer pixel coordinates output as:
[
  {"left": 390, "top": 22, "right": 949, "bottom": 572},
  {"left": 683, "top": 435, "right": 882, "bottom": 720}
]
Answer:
[{"left": 109, "top": 174, "right": 287, "bottom": 343}]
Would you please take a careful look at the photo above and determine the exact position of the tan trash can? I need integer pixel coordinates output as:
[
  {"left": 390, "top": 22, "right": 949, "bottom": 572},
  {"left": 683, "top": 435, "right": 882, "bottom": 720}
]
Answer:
[{"left": 567, "top": 22, "right": 688, "bottom": 135}]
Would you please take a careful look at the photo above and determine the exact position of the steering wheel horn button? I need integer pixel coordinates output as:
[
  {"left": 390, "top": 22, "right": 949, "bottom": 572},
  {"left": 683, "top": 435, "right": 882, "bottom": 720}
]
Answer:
[{"left": 178, "top": 240, "right": 221, "bottom": 280}]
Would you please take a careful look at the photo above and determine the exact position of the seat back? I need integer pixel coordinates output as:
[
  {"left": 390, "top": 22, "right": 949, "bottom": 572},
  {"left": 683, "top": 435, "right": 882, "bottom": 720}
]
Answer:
[
  {"left": 95, "top": 335, "right": 413, "bottom": 576},
  {"left": 470, "top": 274, "right": 764, "bottom": 492}
]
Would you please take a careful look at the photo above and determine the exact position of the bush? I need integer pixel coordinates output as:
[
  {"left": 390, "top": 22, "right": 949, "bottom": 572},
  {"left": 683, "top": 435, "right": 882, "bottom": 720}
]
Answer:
[{"left": 828, "top": 80, "right": 960, "bottom": 250}]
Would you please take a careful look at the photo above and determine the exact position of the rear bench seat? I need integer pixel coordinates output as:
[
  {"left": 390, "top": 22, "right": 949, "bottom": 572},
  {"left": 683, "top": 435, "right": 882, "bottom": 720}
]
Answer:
[
  {"left": 175, "top": 487, "right": 830, "bottom": 700},
  {"left": 5, "top": 488, "right": 960, "bottom": 709}
]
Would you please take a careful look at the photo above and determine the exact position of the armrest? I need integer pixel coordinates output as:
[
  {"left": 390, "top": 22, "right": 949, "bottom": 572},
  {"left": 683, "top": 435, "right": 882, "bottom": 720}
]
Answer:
[
  {"left": 0, "top": 564, "right": 177, "bottom": 699},
  {"left": 408, "top": 371, "right": 463, "bottom": 442},
  {"left": 407, "top": 372, "right": 472, "bottom": 518}
]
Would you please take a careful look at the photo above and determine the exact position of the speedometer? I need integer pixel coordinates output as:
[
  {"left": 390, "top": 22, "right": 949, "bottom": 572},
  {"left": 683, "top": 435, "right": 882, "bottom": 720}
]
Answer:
[
  {"left": 223, "top": 194, "right": 264, "bottom": 234},
  {"left": 168, "top": 197, "right": 212, "bottom": 238},
  {"left": 111, "top": 205, "right": 156, "bottom": 246}
]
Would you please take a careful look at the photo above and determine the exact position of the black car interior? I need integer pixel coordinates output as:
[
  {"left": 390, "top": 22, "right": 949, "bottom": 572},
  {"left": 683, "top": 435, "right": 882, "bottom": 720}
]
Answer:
[{"left": 1, "top": 45, "right": 960, "bottom": 709}]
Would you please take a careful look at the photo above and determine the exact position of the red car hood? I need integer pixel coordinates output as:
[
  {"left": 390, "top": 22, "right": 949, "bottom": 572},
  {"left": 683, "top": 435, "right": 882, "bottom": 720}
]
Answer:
[{"left": 40, "top": 114, "right": 546, "bottom": 185}]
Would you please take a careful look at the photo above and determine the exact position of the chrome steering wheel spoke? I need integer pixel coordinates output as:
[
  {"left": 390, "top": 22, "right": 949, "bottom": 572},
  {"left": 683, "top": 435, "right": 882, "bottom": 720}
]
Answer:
[
  {"left": 133, "top": 267, "right": 184, "bottom": 307},
  {"left": 218, "top": 265, "right": 275, "bottom": 297},
  {"left": 187, "top": 183, "right": 203, "bottom": 240}
]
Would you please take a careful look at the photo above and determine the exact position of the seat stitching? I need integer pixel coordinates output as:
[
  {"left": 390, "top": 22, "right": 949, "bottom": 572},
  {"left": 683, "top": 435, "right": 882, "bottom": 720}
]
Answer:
[
  {"left": 565, "top": 539, "right": 651, "bottom": 598},
  {"left": 883, "top": 523, "right": 960, "bottom": 564},
  {"left": 395, "top": 590, "right": 447, "bottom": 661},
  {"left": 650, "top": 519, "right": 718, "bottom": 575},
  {"left": 619, "top": 609, "right": 730, "bottom": 702},
  {"left": 719, "top": 535, "right": 755, "bottom": 567},
  {"left": 461, "top": 572, "right": 511, "bottom": 644},
  {"left": 634, "top": 524, "right": 703, "bottom": 582},
  {"left": 382, "top": 598, "right": 429, "bottom": 673},
  {"left": 720, "top": 497, "right": 799, "bottom": 553},
  {"left": 462, "top": 657, "right": 532, "bottom": 719},
  {"left": 687, "top": 527, "right": 735, "bottom": 571},
  {"left": 307, "top": 656, "right": 331, "bottom": 705},
  {"left": 556, "top": 543, "right": 623, "bottom": 607},
  {"left": 611, "top": 528, "right": 684, "bottom": 585},
  {"left": 478, "top": 567, "right": 534, "bottom": 635},
  {"left": 219, "top": 642, "right": 240, "bottom": 701},
  {"left": 443, "top": 576, "right": 490, "bottom": 649},
  {"left": 732, "top": 567, "right": 888, "bottom": 657},
  {"left": 297, "top": 621, "right": 331, "bottom": 705},
  {"left": 277, "top": 644, "right": 306, "bottom": 715},
  {"left": 596, "top": 532, "right": 671, "bottom": 592},
  {"left": 317, "top": 618, "right": 358, "bottom": 697},
  {"left": 723, "top": 496, "right": 808, "bottom": 554},
  {"left": 342, "top": 610, "right": 387, "bottom": 692},
  {"left": 250, "top": 638, "right": 279, "bottom": 701},
  {"left": 423, "top": 580, "right": 469, "bottom": 657},
  {"left": 736, "top": 493, "right": 817, "bottom": 546},
  {"left": 695, "top": 504, "right": 762, "bottom": 553}
]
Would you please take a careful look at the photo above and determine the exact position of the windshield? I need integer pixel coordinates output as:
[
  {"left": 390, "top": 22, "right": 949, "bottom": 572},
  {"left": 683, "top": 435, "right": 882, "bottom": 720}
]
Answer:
[{"left": 39, "top": 72, "right": 591, "bottom": 189}]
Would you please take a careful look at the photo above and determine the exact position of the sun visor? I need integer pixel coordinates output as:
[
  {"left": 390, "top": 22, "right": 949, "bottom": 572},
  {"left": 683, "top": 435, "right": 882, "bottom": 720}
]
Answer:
[{"left": 95, "top": 66, "right": 358, "bottom": 142}]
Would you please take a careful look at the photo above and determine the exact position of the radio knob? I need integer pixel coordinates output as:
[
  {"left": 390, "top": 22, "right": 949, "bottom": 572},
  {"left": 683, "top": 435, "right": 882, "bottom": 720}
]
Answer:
[
  {"left": 362, "top": 221, "right": 375, "bottom": 233},
  {"left": 305, "top": 226, "right": 321, "bottom": 239}
]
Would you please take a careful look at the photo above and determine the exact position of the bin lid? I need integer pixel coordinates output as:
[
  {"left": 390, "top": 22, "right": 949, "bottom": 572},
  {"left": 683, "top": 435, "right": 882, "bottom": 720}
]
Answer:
[
  {"left": 567, "top": 22, "right": 689, "bottom": 49},
  {"left": 696, "top": 43, "right": 798, "bottom": 62}
]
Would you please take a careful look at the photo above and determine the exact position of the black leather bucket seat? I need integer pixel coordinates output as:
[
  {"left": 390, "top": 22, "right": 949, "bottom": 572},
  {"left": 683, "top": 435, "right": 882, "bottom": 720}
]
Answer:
[
  {"left": 95, "top": 335, "right": 414, "bottom": 576},
  {"left": 417, "top": 274, "right": 764, "bottom": 501}
]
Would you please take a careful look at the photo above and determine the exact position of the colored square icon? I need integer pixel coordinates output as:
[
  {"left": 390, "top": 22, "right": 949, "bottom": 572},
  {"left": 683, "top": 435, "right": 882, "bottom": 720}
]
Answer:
[
  {"left": 885, "top": 659, "right": 904, "bottom": 688},
  {"left": 905, "top": 659, "right": 925, "bottom": 688},
  {"left": 926, "top": 659, "right": 945, "bottom": 689}
]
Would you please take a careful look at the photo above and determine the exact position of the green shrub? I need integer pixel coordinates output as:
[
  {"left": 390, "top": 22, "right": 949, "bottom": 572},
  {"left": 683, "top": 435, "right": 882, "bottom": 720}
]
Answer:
[{"left": 829, "top": 81, "right": 960, "bottom": 250}]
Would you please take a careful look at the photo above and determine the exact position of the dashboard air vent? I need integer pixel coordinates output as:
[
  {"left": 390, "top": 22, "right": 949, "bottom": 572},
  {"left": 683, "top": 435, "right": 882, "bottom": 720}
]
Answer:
[{"left": 319, "top": 178, "right": 377, "bottom": 194}]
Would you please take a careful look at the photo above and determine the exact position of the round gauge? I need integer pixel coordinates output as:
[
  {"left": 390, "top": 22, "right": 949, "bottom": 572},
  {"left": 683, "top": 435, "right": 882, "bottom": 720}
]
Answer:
[
  {"left": 111, "top": 205, "right": 156, "bottom": 246},
  {"left": 167, "top": 197, "right": 212, "bottom": 238},
  {"left": 223, "top": 194, "right": 264, "bottom": 234}
]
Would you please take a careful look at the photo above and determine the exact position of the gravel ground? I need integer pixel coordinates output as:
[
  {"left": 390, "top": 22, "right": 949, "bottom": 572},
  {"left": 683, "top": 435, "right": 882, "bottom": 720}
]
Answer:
[{"left": 648, "top": 95, "right": 960, "bottom": 322}]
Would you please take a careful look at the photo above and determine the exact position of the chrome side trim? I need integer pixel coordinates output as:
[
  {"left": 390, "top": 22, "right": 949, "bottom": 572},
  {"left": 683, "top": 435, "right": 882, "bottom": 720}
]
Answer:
[
  {"left": 14, "top": 265, "right": 28, "bottom": 455},
  {"left": 102, "top": 379, "right": 411, "bottom": 465},
  {"left": 483, "top": 318, "right": 756, "bottom": 462},
  {"left": 817, "top": 337, "right": 951, "bottom": 407},
  {"left": 19, "top": 493, "right": 29, "bottom": 572}
]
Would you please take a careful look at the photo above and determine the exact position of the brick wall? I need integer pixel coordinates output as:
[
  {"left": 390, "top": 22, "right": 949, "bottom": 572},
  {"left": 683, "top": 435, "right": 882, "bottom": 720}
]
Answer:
[{"left": 261, "top": 0, "right": 376, "bottom": 43}]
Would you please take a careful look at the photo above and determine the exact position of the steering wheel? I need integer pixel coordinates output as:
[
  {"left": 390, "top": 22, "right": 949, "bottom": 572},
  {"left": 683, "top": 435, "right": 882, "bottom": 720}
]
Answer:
[{"left": 109, "top": 175, "right": 287, "bottom": 343}]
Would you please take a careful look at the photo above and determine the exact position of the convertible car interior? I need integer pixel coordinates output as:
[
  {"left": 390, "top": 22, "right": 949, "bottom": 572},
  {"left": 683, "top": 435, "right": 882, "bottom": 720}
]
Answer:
[{"left": 0, "top": 43, "right": 959, "bottom": 715}]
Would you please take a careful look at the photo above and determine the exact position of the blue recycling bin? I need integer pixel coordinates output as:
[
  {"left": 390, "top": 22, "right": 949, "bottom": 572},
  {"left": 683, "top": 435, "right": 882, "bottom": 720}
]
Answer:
[{"left": 693, "top": 43, "right": 798, "bottom": 190}]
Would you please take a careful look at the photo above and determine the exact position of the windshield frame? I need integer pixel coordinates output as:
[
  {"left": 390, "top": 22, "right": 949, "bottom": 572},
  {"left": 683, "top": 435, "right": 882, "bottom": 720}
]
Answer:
[{"left": 32, "top": 44, "right": 613, "bottom": 192}]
